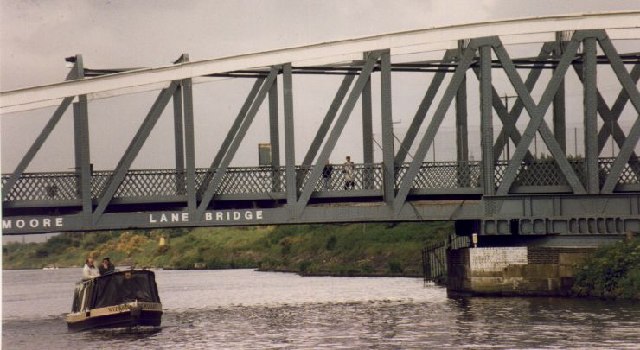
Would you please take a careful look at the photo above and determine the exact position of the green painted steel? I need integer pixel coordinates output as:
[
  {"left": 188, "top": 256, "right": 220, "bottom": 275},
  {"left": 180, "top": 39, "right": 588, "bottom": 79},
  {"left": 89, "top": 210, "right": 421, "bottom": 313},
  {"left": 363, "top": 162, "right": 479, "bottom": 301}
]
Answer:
[{"left": 2, "top": 30, "right": 640, "bottom": 236}]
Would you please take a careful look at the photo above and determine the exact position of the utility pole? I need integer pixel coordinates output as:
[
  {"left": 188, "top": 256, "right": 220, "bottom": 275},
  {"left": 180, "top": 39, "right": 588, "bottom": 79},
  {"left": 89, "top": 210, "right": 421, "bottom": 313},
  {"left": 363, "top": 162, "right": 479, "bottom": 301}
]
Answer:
[{"left": 574, "top": 127, "right": 578, "bottom": 157}]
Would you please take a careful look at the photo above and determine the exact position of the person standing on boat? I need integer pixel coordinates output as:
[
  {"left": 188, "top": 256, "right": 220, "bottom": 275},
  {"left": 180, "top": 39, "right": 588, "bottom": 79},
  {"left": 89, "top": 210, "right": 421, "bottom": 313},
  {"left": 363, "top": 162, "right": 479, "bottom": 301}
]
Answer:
[
  {"left": 99, "top": 257, "right": 115, "bottom": 275},
  {"left": 82, "top": 257, "right": 99, "bottom": 279}
]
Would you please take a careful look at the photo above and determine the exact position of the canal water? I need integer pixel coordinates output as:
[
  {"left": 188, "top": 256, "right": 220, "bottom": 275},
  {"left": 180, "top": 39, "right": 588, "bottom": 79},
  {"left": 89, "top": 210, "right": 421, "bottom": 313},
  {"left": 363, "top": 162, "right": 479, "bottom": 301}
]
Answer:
[{"left": 3, "top": 268, "right": 640, "bottom": 349}]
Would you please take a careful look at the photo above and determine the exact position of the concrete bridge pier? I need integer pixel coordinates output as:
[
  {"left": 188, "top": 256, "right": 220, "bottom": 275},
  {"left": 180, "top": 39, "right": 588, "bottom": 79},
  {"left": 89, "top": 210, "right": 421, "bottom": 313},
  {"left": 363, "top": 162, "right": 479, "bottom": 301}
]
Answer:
[{"left": 446, "top": 234, "right": 621, "bottom": 297}]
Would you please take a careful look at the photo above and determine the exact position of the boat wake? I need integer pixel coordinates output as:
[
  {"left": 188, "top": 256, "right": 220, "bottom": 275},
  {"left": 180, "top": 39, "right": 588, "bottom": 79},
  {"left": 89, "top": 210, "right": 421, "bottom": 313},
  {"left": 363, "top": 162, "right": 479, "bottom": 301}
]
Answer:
[{"left": 91, "top": 326, "right": 163, "bottom": 338}]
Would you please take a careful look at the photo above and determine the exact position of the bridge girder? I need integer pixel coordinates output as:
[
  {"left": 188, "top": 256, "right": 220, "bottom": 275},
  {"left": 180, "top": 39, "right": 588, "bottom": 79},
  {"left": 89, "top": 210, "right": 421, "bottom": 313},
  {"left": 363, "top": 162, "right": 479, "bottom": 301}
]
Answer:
[{"left": 2, "top": 23, "right": 640, "bottom": 235}]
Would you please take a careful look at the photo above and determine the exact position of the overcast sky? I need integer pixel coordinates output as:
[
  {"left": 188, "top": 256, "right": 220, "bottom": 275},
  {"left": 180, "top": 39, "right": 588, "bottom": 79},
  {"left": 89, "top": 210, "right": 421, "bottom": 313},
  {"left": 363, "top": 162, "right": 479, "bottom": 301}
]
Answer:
[{"left": 1, "top": 0, "right": 639, "bottom": 173}]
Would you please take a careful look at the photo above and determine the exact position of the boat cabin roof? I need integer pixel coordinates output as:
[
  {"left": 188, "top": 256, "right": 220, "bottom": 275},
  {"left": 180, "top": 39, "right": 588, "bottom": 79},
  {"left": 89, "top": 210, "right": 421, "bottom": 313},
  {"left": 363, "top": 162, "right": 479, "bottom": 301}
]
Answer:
[{"left": 72, "top": 270, "right": 160, "bottom": 313}]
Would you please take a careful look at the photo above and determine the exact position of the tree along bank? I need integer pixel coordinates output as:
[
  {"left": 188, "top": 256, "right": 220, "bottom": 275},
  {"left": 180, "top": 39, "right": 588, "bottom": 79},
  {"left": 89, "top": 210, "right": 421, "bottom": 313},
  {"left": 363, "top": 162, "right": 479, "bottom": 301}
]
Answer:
[
  {"left": 572, "top": 236, "right": 640, "bottom": 300},
  {"left": 2, "top": 222, "right": 452, "bottom": 277}
]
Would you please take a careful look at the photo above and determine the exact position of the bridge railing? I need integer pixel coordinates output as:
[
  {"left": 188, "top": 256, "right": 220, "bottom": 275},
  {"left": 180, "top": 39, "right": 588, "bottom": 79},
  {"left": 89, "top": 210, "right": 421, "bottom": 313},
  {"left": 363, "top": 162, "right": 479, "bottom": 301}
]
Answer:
[
  {"left": 295, "top": 163, "right": 383, "bottom": 192},
  {"left": 396, "top": 161, "right": 482, "bottom": 189},
  {"left": 2, "top": 158, "right": 639, "bottom": 203}
]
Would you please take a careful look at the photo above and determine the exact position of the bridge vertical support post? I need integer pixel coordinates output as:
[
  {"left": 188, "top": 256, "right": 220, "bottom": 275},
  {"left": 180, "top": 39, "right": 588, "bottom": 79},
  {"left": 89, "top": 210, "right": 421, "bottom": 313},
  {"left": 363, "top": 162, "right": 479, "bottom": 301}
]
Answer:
[
  {"left": 72, "top": 55, "right": 93, "bottom": 220},
  {"left": 456, "top": 41, "right": 470, "bottom": 187},
  {"left": 362, "top": 53, "right": 374, "bottom": 189},
  {"left": 479, "top": 45, "right": 495, "bottom": 196},
  {"left": 583, "top": 37, "right": 599, "bottom": 194},
  {"left": 173, "top": 79, "right": 185, "bottom": 195},
  {"left": 553, "top": 33, "right": 567, "bottom": 153},
  {"left": 182, "top": 74, "right": 197, "bottom": 213},
  {"left": 283, "top": 63, "right": 297, "bottom": 206},
  {"left": 269, "top": 73, "right": 281, "bottom": 192},
  {"left": 269, "top": 73, "right": 281, "bottom": 167},
  {"left": 380, "top": 50, "right": 395, "bottom": 204}
]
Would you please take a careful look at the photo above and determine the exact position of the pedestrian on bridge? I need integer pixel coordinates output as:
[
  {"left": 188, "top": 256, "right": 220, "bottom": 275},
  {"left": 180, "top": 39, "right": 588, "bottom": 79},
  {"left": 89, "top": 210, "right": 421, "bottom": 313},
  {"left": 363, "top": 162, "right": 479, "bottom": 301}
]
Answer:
[
  {"left": 342, "top": 156, "right": 355, "bottom": 190},
  {"left": 322, "top": 160, "right": 333, "bottom": 190}
]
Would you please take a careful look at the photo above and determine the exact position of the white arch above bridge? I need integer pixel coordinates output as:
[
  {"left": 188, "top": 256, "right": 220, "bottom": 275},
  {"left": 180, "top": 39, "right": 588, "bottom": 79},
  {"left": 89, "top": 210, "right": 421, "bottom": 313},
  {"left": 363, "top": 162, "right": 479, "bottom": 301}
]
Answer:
[{"left": 1, "top": 10, "right": 640, "bottom": 114}]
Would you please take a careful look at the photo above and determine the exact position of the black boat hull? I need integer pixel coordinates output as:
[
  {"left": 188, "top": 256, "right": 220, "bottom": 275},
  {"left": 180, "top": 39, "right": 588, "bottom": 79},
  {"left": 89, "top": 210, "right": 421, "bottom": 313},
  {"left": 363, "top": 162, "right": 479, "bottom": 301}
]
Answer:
[{"left": 67, "top": 309, "right": 162, "bottom": 331}]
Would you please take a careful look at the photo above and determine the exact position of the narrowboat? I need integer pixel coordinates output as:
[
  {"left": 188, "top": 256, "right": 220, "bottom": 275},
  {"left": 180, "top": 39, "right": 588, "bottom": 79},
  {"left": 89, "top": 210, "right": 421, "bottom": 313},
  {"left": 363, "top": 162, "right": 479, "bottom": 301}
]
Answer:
[{"left": 66, "top": 269, "right": 162, "bottom": 331}]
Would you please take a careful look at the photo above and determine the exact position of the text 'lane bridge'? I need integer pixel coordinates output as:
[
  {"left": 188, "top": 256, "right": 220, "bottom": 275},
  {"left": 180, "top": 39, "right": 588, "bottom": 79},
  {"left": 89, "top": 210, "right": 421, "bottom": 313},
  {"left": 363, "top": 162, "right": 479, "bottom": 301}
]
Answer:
[{"left": 2, "top": 12, "right": 640, "bottom": 236}]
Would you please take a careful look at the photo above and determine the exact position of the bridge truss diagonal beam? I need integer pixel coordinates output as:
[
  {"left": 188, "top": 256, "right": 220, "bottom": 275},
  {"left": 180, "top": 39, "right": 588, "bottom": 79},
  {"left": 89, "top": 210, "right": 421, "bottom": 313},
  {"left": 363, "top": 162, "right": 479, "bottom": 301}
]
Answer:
[
  {"left": 204, "top": 77, "right": 265, "bottom": 184},
  {"left": 392, "top": 42, "right": 479, "bottom": 213},
  {"left": 196, "top": 68, "right": 279, "bottom": 218},
  {"left": 394, "top": 50, "right": 456, "bottom": 165},
  {"left": 484, "top": 42, "right": 556, "bottom": 162},
  {"left": 599, "top": 35, "right": 640, "bottom": 193},
  {"left": 295, "top": 53, "right": 380, "bottom": 214},
  {"left": 495, "top": 34, "right": 586, "bottom": 195},
  {"left": 573, "top": 63, "right": 640, "bottom": 161},
  {"left": 92, "top": 82, "right": 179, "bottom": 224},
  {"left": 2, "top": 97, "right": 74, "bottom": 200},
  {"left": 211, "top": 78, "right": 265, "bottom": 172},
  {"left": 2, "top": 61, "right": 83, "bottom": 200},
  {"left": 301, "top": 73, "right": 356, "bottom": 167}
]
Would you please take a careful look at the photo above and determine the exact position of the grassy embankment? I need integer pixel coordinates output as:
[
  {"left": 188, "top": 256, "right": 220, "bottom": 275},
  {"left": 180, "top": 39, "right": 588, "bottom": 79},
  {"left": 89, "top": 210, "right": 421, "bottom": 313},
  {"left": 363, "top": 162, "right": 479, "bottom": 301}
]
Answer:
[
  {"left": 2, "top": 222, "right": 452, "bottom": 277},
  {"left": 572, "top": 237, "right": 640, "bottom": 299}
]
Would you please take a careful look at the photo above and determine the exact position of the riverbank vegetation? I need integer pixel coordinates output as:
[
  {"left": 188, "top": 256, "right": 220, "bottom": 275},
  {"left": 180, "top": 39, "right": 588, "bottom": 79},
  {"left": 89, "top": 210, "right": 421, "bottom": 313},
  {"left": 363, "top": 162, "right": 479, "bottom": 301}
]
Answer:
[
  {"left": 572, "top": 237, "right": 640, "bottom": 299},
  {"left": 2, "top": 222, "right": 452, "bottom": 277}
]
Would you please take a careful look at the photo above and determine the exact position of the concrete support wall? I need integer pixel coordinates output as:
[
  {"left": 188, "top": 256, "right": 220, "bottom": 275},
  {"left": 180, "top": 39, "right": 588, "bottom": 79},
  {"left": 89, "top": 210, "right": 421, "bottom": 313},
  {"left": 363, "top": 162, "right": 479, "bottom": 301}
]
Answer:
[{"left": 447, "top": 246, "right": 595, "bottom": 296}]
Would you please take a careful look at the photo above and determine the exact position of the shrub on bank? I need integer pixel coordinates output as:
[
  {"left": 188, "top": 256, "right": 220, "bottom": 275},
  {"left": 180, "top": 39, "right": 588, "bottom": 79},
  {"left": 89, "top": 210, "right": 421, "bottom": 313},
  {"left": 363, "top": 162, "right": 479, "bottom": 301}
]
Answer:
[
  {"left": 572, "top": 237, "right": 640, "bottom": 299},
  {"left": 3, "top": 222, "right": 451, "bottom": 277}
]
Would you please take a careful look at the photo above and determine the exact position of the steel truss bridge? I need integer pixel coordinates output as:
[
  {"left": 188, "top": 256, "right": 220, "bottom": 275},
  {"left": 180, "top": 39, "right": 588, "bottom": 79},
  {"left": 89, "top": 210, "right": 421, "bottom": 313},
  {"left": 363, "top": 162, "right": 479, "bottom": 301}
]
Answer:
[{"left": 2, "top": 12, "right": 640, "bottom": 235}]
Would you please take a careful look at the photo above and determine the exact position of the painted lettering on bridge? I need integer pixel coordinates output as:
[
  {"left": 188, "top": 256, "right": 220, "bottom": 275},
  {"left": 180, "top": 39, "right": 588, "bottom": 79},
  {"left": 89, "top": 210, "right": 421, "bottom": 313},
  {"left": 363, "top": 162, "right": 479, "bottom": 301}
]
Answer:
[
  {"left": 148, "top": 210, "right": 263, "bottom": 224},
  {"left": 2, "top": 217, "right": 63, "bottom": 230}
]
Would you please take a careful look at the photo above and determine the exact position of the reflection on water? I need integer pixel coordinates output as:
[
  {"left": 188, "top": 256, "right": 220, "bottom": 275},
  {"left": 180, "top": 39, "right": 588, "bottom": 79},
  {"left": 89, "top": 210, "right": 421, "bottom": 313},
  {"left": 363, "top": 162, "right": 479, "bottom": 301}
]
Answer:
[{"left": 3, "top": 269, "right": 640, "bottom": 349}]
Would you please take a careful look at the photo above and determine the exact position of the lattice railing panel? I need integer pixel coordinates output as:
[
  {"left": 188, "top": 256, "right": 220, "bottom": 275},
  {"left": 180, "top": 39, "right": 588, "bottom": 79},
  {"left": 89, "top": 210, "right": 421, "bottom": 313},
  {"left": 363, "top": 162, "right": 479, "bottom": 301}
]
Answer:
[
  {"left": 3, "top": 158, "right": 637, "bottom": 203},
  {"left": 196, "top": 167, "right": 286, "bottom": 196},
  {"left": 495, "top": 159, "right": 587, "bottom": 188},
  {"left": 112, "top": 170, "right": 183, "bottom": 198},
  {"left": 396, "top": 161, "right": 482, "bottom": 189},
  {"left": 1, "top": 173, "right": 79, "bottom": 201},
  {"left": 598, "top": 157, "right": 640, "bottom": 186},
  {"left": 91, "top": 171, "right": 112, "bottom": 197},
  {"left": 297, "top": 164, "right": 383, "bottom": 192},
  {"left": 216, "top": 167, "right": 285, "bottom": 194}
]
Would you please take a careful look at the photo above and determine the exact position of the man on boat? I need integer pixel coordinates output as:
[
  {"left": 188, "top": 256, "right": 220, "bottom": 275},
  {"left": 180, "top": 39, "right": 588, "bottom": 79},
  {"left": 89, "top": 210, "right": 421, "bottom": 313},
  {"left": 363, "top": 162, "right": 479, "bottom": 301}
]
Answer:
[
  {"left": 99, "top": 257, "right": 115, "bottom": 275},
  {"left": 82, "top": 257, "right": 100, "bottom": 279}
]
